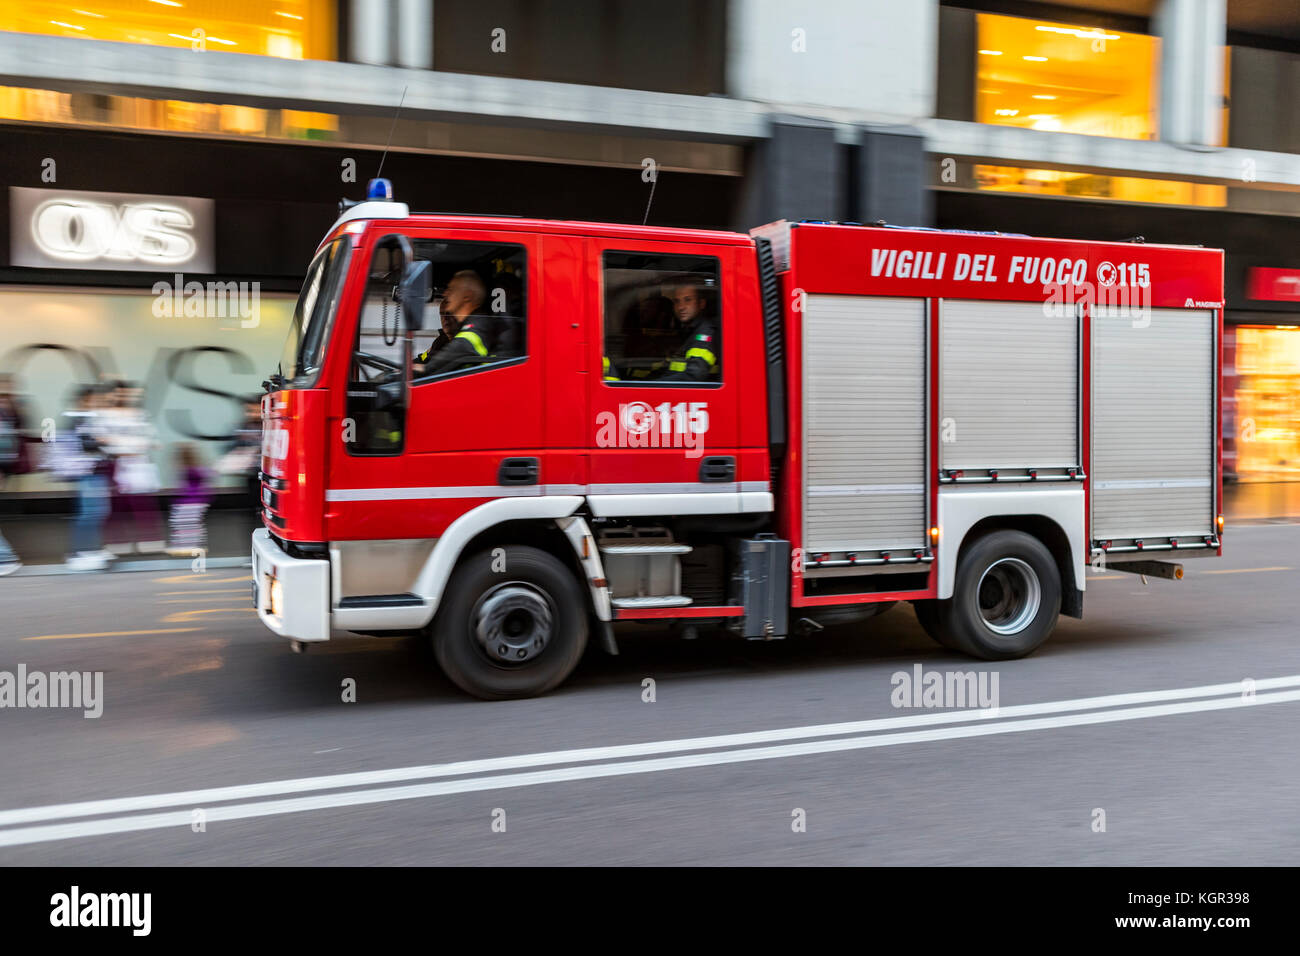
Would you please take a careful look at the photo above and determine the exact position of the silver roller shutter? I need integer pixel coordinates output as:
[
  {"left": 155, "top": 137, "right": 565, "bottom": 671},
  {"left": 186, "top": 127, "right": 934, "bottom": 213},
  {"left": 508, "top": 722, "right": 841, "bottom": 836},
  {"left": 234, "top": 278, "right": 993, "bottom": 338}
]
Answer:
[
  {"left": 1092, "top": 307, "right": 1215, "bottom": 539},
  {"left": 803, "top": 295, "right": 927, "bottom": 553},
  {"left": 940, "top": 299, "right": 1079, "bottom": 471}
]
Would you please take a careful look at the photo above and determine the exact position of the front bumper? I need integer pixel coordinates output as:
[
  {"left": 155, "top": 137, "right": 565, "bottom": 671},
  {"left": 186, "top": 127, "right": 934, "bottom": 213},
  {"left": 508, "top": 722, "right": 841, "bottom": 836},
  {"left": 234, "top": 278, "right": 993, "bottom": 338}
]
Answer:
[{"left": 252, "top": 528, "right": 330, "bottom": 642}]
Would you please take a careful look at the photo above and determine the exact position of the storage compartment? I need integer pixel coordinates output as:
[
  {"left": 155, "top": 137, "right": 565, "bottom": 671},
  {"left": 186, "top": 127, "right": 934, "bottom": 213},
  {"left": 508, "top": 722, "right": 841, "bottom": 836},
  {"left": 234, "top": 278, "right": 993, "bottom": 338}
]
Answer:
[
  {"left": 802, "top": 294, "right": 928, "bottom": 557},
  {"left": 1091, "top": 307, "right": 1216, "bottom": 542},
  {"left": 940, "top": 298, "right": 1080, "bottom": 473}
]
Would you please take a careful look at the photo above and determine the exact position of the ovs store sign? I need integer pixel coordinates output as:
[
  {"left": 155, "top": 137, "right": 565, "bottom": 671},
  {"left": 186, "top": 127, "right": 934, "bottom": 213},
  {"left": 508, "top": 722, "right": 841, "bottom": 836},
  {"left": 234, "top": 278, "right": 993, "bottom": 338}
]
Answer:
[{"left": 9, "top": 186, "right": 215, "bottom": 273}]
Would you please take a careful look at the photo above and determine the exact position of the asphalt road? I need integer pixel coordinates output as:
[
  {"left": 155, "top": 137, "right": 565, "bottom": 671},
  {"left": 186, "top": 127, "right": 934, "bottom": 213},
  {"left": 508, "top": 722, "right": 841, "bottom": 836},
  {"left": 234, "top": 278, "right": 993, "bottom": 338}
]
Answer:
[{"left": 1, "top": 524, "right": 1297, "bottom": 866}]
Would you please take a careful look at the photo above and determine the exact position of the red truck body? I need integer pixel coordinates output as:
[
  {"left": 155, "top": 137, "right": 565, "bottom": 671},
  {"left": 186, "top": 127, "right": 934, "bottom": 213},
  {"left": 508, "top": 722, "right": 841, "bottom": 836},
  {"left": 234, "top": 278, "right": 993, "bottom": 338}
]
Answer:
[{"left": 253, "top": 186, "right": 1224, "bottom": 698}]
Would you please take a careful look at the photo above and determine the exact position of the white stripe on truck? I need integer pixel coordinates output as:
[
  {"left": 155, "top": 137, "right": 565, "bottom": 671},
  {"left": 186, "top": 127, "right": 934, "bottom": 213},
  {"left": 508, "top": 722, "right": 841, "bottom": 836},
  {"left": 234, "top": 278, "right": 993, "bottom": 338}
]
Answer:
[{"left": 325, "top": 481, "right": 769, "bottom": 503}]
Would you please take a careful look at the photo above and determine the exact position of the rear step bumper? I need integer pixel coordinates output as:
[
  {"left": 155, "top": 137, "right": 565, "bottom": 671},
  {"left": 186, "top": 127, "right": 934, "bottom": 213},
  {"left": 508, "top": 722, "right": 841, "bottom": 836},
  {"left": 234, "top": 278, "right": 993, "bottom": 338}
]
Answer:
[{"left": 610, "top": 595, "right": 693, "bottom": 609}]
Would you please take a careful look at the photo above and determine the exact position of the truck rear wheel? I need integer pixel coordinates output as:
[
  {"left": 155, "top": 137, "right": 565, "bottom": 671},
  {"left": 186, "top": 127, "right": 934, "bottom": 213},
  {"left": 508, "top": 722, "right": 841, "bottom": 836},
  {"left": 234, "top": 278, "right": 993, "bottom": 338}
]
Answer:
[
  {"left": 913, "top": 600, "right": 958, "bottom": 650},
  {"left": 938, "top": 530, "right": 1060, "bottom": 660},
  {"left": 433, "top": 546, "right": 588, "bottom": 700}
]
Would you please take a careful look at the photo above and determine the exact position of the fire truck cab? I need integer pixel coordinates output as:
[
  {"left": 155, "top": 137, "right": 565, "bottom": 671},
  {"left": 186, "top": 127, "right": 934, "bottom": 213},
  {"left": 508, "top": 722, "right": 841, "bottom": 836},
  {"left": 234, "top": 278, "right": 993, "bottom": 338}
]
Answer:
[{"left": 253, "top": 179, "right": 1224, "bottom": 699}]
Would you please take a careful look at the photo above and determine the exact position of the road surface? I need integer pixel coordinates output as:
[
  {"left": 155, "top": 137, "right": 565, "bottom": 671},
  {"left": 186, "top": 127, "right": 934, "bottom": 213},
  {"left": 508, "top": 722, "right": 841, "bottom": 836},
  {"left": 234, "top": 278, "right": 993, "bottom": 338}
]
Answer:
[{"left": 1, "top": 524, "right": 1297, "bottom": 865}]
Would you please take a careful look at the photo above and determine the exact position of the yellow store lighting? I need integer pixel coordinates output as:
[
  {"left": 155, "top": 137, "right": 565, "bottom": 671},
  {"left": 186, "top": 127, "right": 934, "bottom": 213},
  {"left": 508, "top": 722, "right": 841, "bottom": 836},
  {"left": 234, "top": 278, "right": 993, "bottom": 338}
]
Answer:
[
  {"left": 978, "top": 49, "right": 1003, "bottom": 55},
  {"left": 149, "top": 0, "right": 183, "bottom": 7},
  {"left": 994, "top": 109, "right": 1019, "bottom": 116},
  {"left": 1023, "top": 55, "right": 1048, "bottom": 62},
  {"left": 275, "top": 11, "right": 304, "bottom": 19},
  {"left": 49, "top": 20, "right": 85, "bottom": 30},
  {"left": 1032, "top": 94, "right": 1057, "bottom": 100},
  {"left": 1035, "top": 25, "right": 1120, "bottom": 41}
]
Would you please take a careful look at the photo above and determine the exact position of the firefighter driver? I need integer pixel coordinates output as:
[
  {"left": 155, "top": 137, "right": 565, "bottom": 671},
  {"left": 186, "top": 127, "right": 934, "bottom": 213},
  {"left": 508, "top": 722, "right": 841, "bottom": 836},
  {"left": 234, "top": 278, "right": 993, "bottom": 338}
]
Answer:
[
  {"left": 415, "top": 270, "right": 497, "bottom": 376},
  {"left": 659, "top": 280, "right": 720, "bottom": 382}
]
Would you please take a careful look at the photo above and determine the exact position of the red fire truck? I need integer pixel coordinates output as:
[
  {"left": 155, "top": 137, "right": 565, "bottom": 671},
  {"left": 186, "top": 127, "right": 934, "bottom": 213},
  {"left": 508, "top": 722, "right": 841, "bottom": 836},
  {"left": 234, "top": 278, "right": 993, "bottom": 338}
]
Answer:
[{"left": 253, "top": 178, "right": 1224, "bottom": 699}]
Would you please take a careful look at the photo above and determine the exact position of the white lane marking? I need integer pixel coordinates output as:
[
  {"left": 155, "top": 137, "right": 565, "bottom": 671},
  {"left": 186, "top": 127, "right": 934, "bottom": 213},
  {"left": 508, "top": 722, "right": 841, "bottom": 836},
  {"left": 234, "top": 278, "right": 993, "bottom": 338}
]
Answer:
[
  {"left": 0, "top": 687, "right": 1296, "bottom": 849},
  {"left": 0, "top": 675, "right": 1296, "bottom": 832},
  {"left": 1198, "top": 566, "right": 1293, "bottom": 575}
]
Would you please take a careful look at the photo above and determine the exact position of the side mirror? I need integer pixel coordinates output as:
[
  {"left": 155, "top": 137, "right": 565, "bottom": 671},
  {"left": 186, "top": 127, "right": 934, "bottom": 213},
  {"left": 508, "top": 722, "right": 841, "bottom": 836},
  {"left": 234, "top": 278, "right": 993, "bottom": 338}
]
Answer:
[{"left": 399, "top": 260, "right": 432, "bottom": 332}]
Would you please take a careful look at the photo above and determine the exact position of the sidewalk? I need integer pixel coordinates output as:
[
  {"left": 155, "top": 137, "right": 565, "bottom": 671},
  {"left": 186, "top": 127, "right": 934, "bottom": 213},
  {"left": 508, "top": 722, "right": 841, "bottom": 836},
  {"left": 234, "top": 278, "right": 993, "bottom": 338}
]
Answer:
[
  {"left": 0, "top": 482, "right": 1295, "bottom": 570},
  {"left": 0, "top": 506, "right": 258, "bottom": 569}
]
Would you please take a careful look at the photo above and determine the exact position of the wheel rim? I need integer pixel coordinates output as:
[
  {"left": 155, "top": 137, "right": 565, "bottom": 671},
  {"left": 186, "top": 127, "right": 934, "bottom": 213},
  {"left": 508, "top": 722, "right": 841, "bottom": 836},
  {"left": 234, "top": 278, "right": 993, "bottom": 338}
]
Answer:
[
  {"left": 471, "top": 582, "right": 555, "bottom": 665},
  {"left": 976, "top": 557, "right": 1041, "bottom": 635}
]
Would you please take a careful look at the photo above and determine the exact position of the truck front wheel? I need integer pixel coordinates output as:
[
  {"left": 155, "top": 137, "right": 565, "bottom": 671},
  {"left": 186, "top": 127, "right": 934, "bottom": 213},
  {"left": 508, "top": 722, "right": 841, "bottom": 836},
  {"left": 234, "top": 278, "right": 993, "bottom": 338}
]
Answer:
[
  {"left": 938, "top": 530, "right": 1060, "bottom": 660},
  {"left": 433, "top": 545, "right": 588, "bottom": 700}
]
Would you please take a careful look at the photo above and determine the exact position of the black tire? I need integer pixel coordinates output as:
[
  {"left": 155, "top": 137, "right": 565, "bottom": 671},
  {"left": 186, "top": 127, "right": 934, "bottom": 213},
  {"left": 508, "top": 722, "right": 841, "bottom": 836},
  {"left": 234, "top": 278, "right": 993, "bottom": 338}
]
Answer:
[
  {"left": 913, "top": 599, "right": 959, "bottom": 649},
  {"left": 432, "top": 545, "right": 588, "bottom": 700},
  {"left": 937, "top": 530, "right": 1060, "bottom": 660}
]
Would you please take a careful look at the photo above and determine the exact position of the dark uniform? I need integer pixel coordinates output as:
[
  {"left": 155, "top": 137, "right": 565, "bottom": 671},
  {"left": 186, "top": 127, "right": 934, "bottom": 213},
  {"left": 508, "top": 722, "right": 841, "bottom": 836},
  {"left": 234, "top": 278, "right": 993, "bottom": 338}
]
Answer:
[
  {"left": 417, "top": 313, "right": 502, "bottom": 375},
  {"left": 659, "top": 315, "right": 721, "bottom": 382}
]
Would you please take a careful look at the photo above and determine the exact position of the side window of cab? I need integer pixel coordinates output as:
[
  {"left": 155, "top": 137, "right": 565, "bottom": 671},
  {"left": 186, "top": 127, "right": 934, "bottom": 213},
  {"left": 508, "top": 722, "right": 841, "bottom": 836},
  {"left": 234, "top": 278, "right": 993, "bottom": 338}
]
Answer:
[
  {"left": 601, "top": 251, "right": 722, "bottom": 386},
  {"left": 408, "top": 240, "right": 527, "bottom": 383}
]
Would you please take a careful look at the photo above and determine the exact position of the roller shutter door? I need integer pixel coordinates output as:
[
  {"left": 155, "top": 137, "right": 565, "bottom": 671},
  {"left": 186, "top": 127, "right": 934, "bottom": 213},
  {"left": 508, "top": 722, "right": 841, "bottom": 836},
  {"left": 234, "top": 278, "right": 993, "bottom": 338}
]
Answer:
[
  {"left": 940, "top": 299, "right": 1079, "bottom": 471},
  {"left": 1092, "top": 307, "right": 1215, "bottom": 539},
  {"left": 803, "top": 295, "right": 927, "bottom": 553}
]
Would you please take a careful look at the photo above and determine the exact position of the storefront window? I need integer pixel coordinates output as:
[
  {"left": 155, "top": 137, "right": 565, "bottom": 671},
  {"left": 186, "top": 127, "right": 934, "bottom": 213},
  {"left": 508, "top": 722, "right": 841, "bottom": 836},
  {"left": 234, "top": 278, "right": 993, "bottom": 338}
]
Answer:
[
  {"left": 0, "top": 0, "right": 335, "bottom": 60},
  {"left": 0, "top": 86, "right": 338, "bottom": 141},
  {"left": 976, "top": 13, "right": 1158, "bottom": 141},
  {"left": 0, "top": 287, "right": 294, "bottom": 492},
  {"left": 972, "top": 165, "right": 1226, "bottom": 208},
  {"left": 1234, "top": 325, "right": 1300, "bottom": 482}
]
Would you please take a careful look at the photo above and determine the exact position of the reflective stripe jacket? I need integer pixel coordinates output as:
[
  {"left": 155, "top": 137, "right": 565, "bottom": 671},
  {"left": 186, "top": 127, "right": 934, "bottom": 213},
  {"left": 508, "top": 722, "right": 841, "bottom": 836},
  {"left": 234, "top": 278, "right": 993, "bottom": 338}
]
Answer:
[
  {"left": 662, "top": 317, "right": 720, "bottom": 381},
  {"left": 418, "top": 314, "right": 500, "bottom": 375}
]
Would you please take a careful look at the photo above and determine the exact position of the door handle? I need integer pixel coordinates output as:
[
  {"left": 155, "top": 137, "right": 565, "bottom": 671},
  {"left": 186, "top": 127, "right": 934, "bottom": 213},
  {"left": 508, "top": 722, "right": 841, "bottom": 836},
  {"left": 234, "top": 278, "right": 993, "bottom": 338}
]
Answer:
[
  {"left": 498, "top": 457, "right": 539, "bottom": 486},
  {"left": 699, "top": 455, "right": 735, "bottom": 483}
]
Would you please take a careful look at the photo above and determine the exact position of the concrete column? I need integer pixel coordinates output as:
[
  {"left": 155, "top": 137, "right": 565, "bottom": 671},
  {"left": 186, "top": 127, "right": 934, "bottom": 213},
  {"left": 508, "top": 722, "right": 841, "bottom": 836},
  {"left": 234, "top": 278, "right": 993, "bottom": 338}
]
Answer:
[
  {"left": 350, "top": 0, "right": 392, "bottom": 66},
  {"left": 397, "top": 0, "right": 434, "bottom": 69},
  {"left": 734, "top": 115, "right": 843, "bottom": 232},
  {"left": 1154, "top": 0, "right": 1227, "bottom": 145},
  {"left": 856, "top": 126, "right": 929, "bottom": 227},
  {"left": 725, "top": 0, "right": 936, "bottom": 119}
]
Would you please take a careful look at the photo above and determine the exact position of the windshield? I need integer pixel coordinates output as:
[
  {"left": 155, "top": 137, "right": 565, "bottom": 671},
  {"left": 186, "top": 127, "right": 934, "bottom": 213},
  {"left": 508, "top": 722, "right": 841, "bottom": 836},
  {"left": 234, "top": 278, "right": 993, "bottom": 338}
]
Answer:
[{"left": 279, "top": 238, "right": 351, "bottom": 387}]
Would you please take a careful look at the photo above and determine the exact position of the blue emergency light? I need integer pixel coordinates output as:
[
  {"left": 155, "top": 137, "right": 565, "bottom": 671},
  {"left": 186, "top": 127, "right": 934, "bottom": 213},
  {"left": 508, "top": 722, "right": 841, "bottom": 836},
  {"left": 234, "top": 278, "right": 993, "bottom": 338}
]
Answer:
[{"left": 366, "top": 177, "right": 394, "bottom": 201}]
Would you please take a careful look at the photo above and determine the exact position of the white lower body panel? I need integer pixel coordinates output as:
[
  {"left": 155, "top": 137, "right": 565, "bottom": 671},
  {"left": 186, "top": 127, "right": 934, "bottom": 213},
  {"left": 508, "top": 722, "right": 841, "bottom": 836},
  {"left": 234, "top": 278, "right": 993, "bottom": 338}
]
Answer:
[{"left": 936, "top": 485, "right": 1086, "bottom": 600}]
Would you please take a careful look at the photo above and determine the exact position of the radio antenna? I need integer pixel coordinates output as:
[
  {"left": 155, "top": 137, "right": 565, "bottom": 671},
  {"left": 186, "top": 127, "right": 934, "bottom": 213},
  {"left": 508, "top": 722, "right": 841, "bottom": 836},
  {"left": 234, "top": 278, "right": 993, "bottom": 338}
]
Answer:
[{"left": 375, "top": 85, "right": 408, "bottom": 180}]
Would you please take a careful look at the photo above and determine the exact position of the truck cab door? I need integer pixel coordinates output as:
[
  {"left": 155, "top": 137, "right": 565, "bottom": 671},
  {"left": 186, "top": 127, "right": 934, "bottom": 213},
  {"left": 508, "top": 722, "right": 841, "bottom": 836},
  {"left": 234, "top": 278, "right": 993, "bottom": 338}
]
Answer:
[
  {"left": 327, "top": 229, "right": 543, "bottom": 542},
  {"left": 585, "top": 238, "right": 743, "bottom": 515}
]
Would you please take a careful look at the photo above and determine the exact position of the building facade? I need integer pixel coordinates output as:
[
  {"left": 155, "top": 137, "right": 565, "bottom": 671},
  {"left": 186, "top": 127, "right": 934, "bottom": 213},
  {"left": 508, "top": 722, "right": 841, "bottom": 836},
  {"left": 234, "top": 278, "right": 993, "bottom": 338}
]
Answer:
[{"left": 1, "top": 0, "right": 1299, "bottom": 486}]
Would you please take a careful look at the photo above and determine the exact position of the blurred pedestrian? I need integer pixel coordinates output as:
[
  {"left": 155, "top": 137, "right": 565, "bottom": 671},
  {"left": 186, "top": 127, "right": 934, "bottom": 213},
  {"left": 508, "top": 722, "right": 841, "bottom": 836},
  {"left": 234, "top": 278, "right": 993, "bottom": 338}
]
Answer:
[
  {"left": 101, "top": 381, "right": 165, "bottom": 554},
  {"left": 54, "top": 385, "right": 113, "bottom": 572},
  {"left": 217, "top": 399, "right": 263, "bottom": 520},
  {"left": 0, "top": 376, "right": 29, "bottom": 575},
  {"left": 167, "top": 443, "right": 212, "bottom": 554}
]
